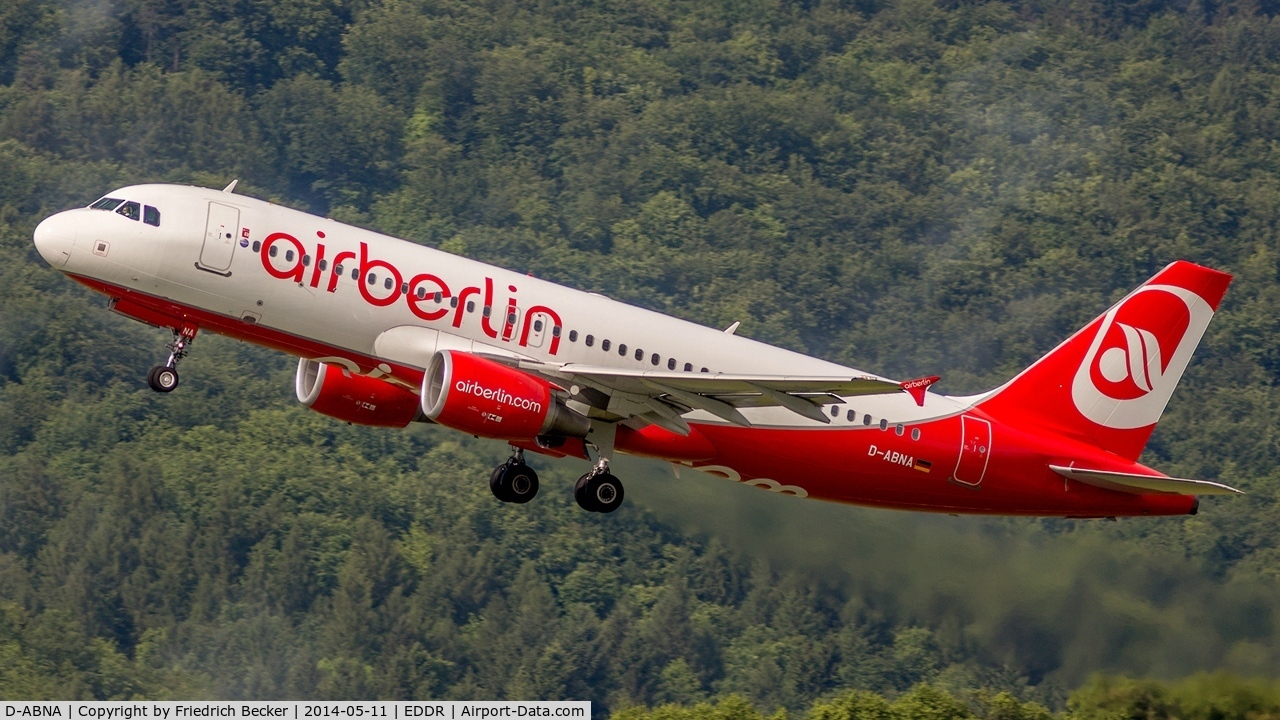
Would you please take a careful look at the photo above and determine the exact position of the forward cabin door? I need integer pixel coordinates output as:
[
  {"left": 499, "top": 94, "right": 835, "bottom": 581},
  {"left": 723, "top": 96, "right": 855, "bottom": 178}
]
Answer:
[
  {"left": 952, "top": 415, "right": 992, "bottom": 487},
  {"left": 198, "top": 202, "right": 240, "bottom": 274}
]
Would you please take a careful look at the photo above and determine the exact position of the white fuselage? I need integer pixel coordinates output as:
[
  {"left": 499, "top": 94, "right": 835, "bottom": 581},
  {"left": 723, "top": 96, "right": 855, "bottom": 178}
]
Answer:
[{"left": 36, "top": 184, "right": 966, "bottom": 428}]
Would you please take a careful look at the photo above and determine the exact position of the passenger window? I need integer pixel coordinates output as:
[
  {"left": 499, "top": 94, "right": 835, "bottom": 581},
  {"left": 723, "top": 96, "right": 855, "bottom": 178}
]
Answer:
[
  {"left": 90, "top": 197, "right": 124, "bottom": 211},
  {"left": 483, "top": 306, "right": 491, "bottom": 317},
  {"left": 585, "top": 335, "right": 594, "bottom": 347},
  {"left": 351, "top": 268, "right": 358, "bottom": 280},
  {"left": 635, "top": 348, "right": 643, "bottom": 361},
  {"left": 319, "top": 259, "right": 327, "bottom": 271},
  {"left": 116, "top": 201, "right": 141, "bottom": 221},
  {"left": 367, "top": 273, "right": 376, "bottom": 285},
  {"left": 830, "top": 406, "right": 839, "bottom": 417},
  {"left": 252, "top": 241, "right": 261, "bottom": 252},
  {"left": 450, "top": 297, "right": 458, "bottom": 308},
  {"left": 618, "top": 343, "right": 627, "bottom": 356},
  {"left": 552, "top": 326, "right": 562, "bottom": 337},
  {"left": 143, "top": 205, "right": 160, "bottom": 226},
  {"left": 416, "top": 287, "right": 426, "bottom": 299},
  {"left": 302, "top": 255, "right": 311, "bottom": 266},
  {"left": 864, "top": 414, "right": 872, "bottom": 426},
  {"left": 847, "top": 409, "right": 855, "bottom": 422},
  {"left": 667, "top": 358, "right": 676, "bottom": 370},
  {"left": 507, "top": 312, "right": 517, "bottom": 324},
  {"left": 911, "top": 428, "right": 921, "bottom": 441},
  {"left": 286, "top": 250, "right": 295, "bottom": 262},
  {"left": 269, "top": 246, "right": 278, "bottom": 258},
  {"left": 398, "top": 281, "right": 406, "bottom": 293},
  {"left": 434, "top": 292, "right": 443, "bottom": 303},
  {"left": 602, "top": 339, "right": 611, "bottom": 351},
  {"left": 466, "top": 301, "right": 475, "bottom": 313},
  {"left": 534, "top": 320, "right": 543, "bottom": 332},
  {"left": 701, "top": 367, "right": 709, "bottom": 373},
  {"left": 895, "top": 424, "right": 904, "bottom": 436},
  {"left": 879, "top": 419, "right": 888, "bottom": 431},
  {"left": 684, "top": 363, "right": 693, "bottom": 372},
  {"left": 569, "top": 330, "right": 578, "bottom": 342},
  {"left": 335, "top": 264, "right": 344, "bottom": 275}
]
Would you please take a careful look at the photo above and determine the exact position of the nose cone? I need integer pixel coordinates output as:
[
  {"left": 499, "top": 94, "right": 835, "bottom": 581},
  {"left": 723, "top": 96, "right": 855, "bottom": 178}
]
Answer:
[{"left": 33, "top": 211, "right": 77, "bottom": 268}]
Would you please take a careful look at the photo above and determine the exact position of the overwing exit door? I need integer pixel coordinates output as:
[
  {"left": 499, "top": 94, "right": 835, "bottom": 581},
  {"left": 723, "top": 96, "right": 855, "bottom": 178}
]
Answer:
[
  {"left": 952, "top": 415, "right": 992, "bottom": 487},
  {"left": 198, "top": 202, "right": 240, "bottom": 274}
]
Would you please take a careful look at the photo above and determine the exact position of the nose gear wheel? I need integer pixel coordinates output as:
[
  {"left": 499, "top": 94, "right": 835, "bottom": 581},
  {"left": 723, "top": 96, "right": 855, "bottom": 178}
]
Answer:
[{"left": 147, "top": 325, "right": 196, "bottom": 393}]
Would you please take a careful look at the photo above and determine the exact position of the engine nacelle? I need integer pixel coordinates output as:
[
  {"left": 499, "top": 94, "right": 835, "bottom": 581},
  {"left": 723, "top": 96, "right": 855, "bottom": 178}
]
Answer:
[
  {"left": 295, "top": 358, "right": 421, "bottom": 427},
  {"left": 422, "top": 350, "right": 590, "bottom": 440}
]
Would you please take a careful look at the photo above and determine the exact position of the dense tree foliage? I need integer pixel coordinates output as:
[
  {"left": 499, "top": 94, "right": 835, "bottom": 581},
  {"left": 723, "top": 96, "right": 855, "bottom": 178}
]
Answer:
[{"left": 1, "top": 0, "right": 1279, "bottom": 713}]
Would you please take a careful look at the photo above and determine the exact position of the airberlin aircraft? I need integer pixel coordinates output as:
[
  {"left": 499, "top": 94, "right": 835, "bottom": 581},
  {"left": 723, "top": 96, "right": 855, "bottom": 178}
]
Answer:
[{"left": 32, "top": 183, "right": 1243, "bottom": 516}]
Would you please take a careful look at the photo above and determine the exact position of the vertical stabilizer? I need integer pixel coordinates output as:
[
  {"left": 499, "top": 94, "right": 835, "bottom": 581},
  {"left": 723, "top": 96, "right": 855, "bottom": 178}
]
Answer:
[{"left": 977, "top": 261, "right": 1231, "bottom": 460}]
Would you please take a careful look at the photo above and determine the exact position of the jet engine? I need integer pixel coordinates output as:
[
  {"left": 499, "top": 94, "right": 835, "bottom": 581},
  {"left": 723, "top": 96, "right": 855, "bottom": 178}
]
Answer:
[
  {"left": 295, "top": 358, "right": 422, "bottom": 427},
  {"left": 422, "top": 350, "right": 590, "bottom": 440}
]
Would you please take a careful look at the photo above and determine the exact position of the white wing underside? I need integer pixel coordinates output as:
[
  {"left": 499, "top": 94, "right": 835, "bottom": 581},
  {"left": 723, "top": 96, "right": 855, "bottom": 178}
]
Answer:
[{"left": 371, "top": 326, "right": 910, "bottom": 434}]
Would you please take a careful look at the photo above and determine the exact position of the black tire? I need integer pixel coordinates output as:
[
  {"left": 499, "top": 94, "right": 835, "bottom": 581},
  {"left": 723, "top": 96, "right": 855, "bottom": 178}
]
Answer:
[
  {"left": 490, "top": 463, "right": 513, "bottom": 502},
  {"left": 585, "top": 472, "right": 624, "bottom": 513},
  {"left": 506, "top": 465, "right": 539, "bottom": 504},
  {"left": 574, "top": 472, "right": 597, "bottom": 512},
  {"left": 148, "top": 365, "right": 179, "bottom": 393}
]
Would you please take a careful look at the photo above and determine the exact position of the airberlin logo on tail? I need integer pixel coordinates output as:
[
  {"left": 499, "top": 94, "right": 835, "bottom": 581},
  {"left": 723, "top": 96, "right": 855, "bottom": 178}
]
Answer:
[{"left": 1070, "top": 284, "right": 1214, "bottom": 429}]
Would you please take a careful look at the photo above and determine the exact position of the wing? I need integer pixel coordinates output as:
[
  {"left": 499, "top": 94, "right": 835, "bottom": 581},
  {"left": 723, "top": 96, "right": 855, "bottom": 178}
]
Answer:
[
  {"left": 1050, "top": 465, "right": 1244, "bottom": 496},
  {"left": 513, "top": 360, "right": 911, "bottom": 434}
]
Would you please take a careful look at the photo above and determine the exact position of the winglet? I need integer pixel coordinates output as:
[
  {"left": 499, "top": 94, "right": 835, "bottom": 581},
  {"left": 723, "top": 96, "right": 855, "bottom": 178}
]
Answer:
[
  {"left": 222, "top": 179, "right": 239, "bottom": 193},
  {"left": 900, "top": 376, "right": 940, "bottom": 406}
]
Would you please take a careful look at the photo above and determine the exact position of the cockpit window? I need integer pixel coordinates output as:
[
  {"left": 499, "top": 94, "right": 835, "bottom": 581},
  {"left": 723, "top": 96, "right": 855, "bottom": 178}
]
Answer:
[
  {"left": 143, "top": 205, "right": 160, "bottom": 226},
  {"left": 116, "top": 201, "right": 141, "bottom": 221},
  {"left": 90, "top": 197, "right": 124, "bottom": 211}
]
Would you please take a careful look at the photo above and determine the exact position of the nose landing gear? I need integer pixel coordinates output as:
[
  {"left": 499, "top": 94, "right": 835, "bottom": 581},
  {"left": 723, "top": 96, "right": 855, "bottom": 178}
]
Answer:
[
  {"left": 490, "top": 448, "right": 540, "bottom": 504},
  {"left": 147, "top": 325, "right": 196, "bottom": 393}
]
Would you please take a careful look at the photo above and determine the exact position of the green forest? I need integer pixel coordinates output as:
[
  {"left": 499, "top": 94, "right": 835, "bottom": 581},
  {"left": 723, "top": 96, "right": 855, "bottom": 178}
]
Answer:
[{"left": 1, "top": 0, "right": 1280, "bottom": 715}]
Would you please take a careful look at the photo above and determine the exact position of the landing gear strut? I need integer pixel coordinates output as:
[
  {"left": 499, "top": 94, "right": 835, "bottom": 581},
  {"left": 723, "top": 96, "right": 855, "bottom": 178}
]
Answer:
[
  {"left": 147, "top": 325, "right": 196, "bottom": 393},
  {"left": 490, "top": 448, "right": 539, "bottom": 504},
  {"left": 574, "top": 465, "right": 625, "bottom": 514},
  {"left": 576, "top": 421, "right": 625, "bottom": 513}
]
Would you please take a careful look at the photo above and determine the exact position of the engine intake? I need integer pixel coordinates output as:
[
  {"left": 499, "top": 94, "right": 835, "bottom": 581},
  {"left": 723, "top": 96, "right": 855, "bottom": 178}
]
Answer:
[
  {"left": 295, "top": 358, "right": 421, "bottom": 427},
  {"left": 422, "top": 350, "right": 589, "bottom": 440}
]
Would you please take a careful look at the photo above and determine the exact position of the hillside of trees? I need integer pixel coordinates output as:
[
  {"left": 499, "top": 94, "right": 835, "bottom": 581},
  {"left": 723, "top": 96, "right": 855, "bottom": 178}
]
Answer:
[{"left": 1, "top": 0, "right": 1279, "bottom": 713}]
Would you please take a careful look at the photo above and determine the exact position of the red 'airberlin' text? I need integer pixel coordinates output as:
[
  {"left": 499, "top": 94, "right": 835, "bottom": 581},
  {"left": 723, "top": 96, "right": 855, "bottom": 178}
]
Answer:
[{"left": 259, "top": 231, "right": 562, "bottom": 355}]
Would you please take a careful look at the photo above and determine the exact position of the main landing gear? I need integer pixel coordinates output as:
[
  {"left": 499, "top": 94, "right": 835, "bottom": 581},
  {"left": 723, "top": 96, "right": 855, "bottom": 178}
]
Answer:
[
  {"left": 147, "top": 326, "right": 196, "bottom": 393},
  {"left": 490, "top": 449, "right": 540, "bottom": 504},
  {"left": 574, "top": 464, "right": 625, "bottom": 514},
  {"left": 575, "top": 420, "right": 625, "bottom": 513}
]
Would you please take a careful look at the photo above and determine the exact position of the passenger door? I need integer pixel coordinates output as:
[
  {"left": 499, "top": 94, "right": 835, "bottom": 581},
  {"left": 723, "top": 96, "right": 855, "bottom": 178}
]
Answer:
[
  {"left": 952, "top": 415, "right": 992, "bottom": 487},
  {"left": 198, "top": 201, "right": 240, "bottom": 274}
]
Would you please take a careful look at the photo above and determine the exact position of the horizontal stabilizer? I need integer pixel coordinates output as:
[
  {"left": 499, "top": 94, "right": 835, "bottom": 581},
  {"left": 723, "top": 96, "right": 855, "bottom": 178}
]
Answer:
[{"left": 1050, "top": 465, "right": 1243, "bottom": 496}]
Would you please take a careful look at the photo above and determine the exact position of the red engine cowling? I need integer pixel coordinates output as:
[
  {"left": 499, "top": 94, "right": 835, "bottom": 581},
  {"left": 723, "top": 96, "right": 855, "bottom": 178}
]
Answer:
[
  {"left": 422, "top": 350, "right": 589, "bottom": 440},
  {"left": 295, "top": 358, "right": 421, "bottom": 427}
]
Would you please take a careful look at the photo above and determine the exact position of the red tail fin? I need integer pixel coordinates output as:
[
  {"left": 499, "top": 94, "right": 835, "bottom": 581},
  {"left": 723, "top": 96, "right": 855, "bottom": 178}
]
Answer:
[{"left": 977, "top": 261, "right": 1231, "bottom": 460}]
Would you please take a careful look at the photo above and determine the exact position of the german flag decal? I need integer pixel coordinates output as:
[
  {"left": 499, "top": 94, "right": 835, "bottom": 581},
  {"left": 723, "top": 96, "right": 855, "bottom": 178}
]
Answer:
[{"left": 913, "top": 459, "right": 933, "bottom": 473}]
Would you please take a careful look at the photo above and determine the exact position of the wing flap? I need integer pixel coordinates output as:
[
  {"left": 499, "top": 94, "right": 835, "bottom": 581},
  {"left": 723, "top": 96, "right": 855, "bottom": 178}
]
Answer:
[
  {"left": 519, "top": 362, "right": 904, "bottom": 397},
  {"left": 1050, "top": 465, "right": 1243, "bottom": 496}
]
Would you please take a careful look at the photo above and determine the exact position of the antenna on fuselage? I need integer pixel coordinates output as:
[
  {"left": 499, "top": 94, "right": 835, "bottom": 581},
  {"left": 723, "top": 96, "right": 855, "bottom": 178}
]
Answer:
[{"left": 222, "top": 179, "right": 239, "bottom": 193}]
